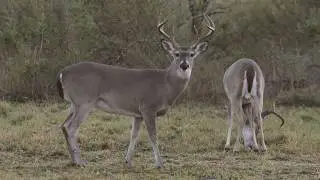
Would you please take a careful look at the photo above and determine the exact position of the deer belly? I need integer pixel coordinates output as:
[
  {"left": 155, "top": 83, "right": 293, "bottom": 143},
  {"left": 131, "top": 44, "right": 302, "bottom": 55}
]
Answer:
[{"left": 95, "top": 99, "right": 141, "bottom": 117}]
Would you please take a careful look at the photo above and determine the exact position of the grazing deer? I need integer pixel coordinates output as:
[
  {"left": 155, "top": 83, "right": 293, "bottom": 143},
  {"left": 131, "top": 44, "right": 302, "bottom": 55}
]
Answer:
[
  {"left": 56, "top": 15, "right": 215, "bottom": 168},
  {"left": 223, "top": 58, "right": 267, "bottom": 152}
]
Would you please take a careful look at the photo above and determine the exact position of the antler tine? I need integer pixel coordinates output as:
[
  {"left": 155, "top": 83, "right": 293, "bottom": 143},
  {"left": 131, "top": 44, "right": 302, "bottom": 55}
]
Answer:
[
  {"left": 194, "top": 14, "right": 215, "bottom": 44},
  {"left": 158, "top": 19, "right": 178, "bottom": 46},
  {"left": 158, "top": 19, "right": 171, "bottom": 40},
  {"left": 203, "top": 14, "right": 216, "bottom": 38},
  {"left": 261, "top": 110, "right": 285, "bottom": 127}
]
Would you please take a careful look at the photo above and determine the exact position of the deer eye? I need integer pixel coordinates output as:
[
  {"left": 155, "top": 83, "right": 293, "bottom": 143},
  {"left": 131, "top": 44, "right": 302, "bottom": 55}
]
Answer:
[
  {"left": 190, "top": 53, "right": 195, "bottom": 57},
  {"left": 174, "top": 52, "right": 180, "bottom": 57}
]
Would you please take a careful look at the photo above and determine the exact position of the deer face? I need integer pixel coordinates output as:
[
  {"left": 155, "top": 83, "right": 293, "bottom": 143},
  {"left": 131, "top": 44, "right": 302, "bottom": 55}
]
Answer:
[
  {"left": 158, "top": 14, "right": 214, "bottom": 79},
  {"left": 161, "top": 40, "right": 208, "bottom": 72}
]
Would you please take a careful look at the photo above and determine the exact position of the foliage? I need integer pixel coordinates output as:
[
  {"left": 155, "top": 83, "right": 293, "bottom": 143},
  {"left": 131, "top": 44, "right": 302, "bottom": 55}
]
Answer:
[{"left": 0, "top": 0, "right": 319, "bottom": 104}]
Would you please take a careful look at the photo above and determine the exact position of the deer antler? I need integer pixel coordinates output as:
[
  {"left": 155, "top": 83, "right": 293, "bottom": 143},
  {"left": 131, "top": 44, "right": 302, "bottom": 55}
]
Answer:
[
  {"left": 193, "top": 14, "right": 215, "bottom": 46},
  {"left": 158, "top": 19, "right": 178, "bottom": 47},
  {"left": 261, "top": 110, "right": 285, "bottom": 127}
]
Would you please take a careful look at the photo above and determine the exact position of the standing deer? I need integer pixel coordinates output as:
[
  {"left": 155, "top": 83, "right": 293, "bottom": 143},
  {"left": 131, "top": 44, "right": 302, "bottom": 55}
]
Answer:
[
  {"left": 56, "top": 15, "right": 215, "bottom": 168},
  {"left": 223, "top": 58, "right": 267, "bottom": 152}
]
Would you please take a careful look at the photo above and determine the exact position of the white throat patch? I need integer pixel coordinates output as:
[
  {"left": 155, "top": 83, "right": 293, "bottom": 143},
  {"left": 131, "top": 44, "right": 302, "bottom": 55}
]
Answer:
[{"left": 177, "top": 68, "right": 192, "bottom": 80}]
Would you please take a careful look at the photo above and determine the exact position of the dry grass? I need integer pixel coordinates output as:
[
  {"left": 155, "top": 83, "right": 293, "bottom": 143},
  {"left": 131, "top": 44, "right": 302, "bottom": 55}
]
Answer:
[{"left": 0, "top": 101, "right": 319, "bottom": 179}]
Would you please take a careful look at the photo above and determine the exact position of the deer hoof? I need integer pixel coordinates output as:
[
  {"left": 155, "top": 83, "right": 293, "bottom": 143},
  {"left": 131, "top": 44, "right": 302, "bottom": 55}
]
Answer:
[
  {"left": 224, "top": 145, "right": 231, "bottom": 152},
  {"left": 156, "top": 162, "right": 163, "bottom": 169},
  {"left": 156, "top": 164, "right": 163, "bottom": 169},
  {"left": 260, "top": 146, "right": 267, "bottom": 153},
  {"left": 125, "top": 160, "right": 133, "bottom": 168},
  {"left": 73, "top": 159, "right": 88, "bottom": 167}
]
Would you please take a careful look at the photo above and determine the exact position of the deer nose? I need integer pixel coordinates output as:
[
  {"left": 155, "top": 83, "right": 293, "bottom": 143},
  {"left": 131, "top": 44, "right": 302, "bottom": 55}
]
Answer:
[{"left": 180, "top": 61, "right": 189, "bottom": 71}]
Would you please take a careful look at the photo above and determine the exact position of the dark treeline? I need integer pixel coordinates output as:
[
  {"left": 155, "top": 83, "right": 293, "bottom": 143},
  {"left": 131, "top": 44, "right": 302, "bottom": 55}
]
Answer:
[{"left": 0, "top": 0, "right": 319, "bottom": 105}]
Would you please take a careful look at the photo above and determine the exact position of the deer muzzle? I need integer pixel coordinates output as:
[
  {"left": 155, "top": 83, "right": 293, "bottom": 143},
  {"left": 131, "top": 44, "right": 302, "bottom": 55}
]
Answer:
[{"left": 180, "top": 61, "right": 189, "bottom": 71}]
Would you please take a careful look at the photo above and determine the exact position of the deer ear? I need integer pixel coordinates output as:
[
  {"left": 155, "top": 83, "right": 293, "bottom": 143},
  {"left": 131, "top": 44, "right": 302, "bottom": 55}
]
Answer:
[
  {"left": 194, "top": 42, "right": 208, "bottom": 54},
  {"left": 161, "top": 39, "right": 174, "bottom": 52}
]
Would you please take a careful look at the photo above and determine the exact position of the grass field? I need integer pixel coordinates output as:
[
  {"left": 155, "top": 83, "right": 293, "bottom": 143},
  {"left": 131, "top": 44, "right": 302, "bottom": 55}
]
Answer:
[{"left": 0, "top": 101, "right": 319, "bottom": 179}]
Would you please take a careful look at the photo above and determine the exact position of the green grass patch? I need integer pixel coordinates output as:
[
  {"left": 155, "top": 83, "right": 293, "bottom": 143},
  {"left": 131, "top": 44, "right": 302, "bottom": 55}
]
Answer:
[{"left": 0, "top": 101, "right": 319, "bottom": 179}]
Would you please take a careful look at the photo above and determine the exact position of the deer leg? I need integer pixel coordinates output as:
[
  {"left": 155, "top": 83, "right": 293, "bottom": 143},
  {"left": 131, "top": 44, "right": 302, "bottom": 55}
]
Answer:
[
  {"left": 224, "top": 104, "right": 233, "bottom": 151},
  {"left": 59, "top": 104, "right": 75, "bottom": 128},
  {"left": 125, "top": 117, "right": 142, "bottom": 168},
  {"left": 61, "top": 106, "right": 75, "bottom": 160},
  {"left": 61, "top": 104, "right": 91, "bottom": 166},
  {"left": 257, "top": 98, "right": 267, "bottom": 152},
  {"left": 233, "top": 119, "right": 243, "bottom": 152},
  {"left": 249, "top": 116, "right": 259, "bottom": 152},
  {"left": 233, "top": 101, "right": 243, "bottom": 152},
  {"left": 142, "top": 111, "right": 163, "bottom": 168},
  {"left": 257, "top": 113, "right": 267, "bottom": 152}
]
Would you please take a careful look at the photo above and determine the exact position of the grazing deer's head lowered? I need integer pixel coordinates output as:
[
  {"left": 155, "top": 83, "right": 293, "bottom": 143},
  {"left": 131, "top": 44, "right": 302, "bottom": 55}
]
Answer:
[
  {"left": 56, "top": 15, "right": 215, "bottom": 168},
  {"left": 242, "top": 109, "right": 285, "bottom": 149}
]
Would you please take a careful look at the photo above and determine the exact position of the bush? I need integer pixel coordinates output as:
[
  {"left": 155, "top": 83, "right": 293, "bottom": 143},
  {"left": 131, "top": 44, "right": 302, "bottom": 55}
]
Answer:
[{"left": 0, "top": 0, "right": 319, "bottom": 104}]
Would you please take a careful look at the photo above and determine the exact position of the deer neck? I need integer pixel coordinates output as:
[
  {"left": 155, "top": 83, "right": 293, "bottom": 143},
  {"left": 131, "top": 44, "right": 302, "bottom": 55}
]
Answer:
[{"left": 164, "top": 64, "right": 191, "bottom": 105}]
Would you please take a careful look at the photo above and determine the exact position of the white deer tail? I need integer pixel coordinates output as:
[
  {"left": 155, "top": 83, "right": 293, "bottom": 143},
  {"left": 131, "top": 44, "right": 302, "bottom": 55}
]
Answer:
[{"left": 242, "top": 70, "right": 257, "bottom": 100}]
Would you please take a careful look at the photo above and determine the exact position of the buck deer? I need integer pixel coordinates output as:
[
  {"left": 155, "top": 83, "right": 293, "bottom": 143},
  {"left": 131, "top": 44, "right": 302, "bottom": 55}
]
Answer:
[
  {"left": 56, "top": 15, "right": 215, "bottom": 168},
  {"left": 223, "top": 58, "right": 269, "bottom": 152}
]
